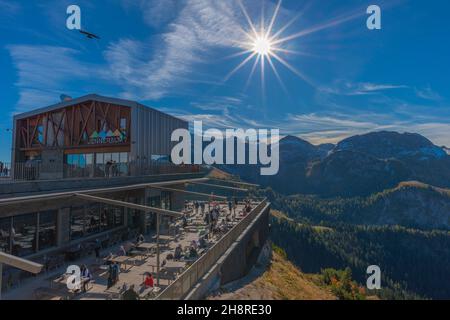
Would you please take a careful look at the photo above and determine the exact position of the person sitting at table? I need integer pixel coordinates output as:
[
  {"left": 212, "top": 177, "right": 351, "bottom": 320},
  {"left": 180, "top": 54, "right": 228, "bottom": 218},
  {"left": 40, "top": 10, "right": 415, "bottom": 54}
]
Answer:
[
  {"left": 181, "top": 214, "right": 188, "bottom": 228},
  {"left": 189, "top": 246, "right": 198, "bottom": 258},
  {"left": 136, "top": 234, "right": 145, "bottom": 244},
  {"left": 174, "top": 244, "right": 183, "bottom": 260},
  {"left": 143, "top": 272, "right": 154, "bottom": 288},
  {"left": 191, "top": 240, "right": 198, "bottom": 250},
  {"left": 118, "top": 245, "right": 127, "bottom": 256},
  {"left": 199, "top": 235, "right": 207, "bottom": 249},
  {"left": 80, "top": 264, "right": 93, "bottom": 292},
  {"left": 122, "top": 284, "right": 139, "bottom": 300}
]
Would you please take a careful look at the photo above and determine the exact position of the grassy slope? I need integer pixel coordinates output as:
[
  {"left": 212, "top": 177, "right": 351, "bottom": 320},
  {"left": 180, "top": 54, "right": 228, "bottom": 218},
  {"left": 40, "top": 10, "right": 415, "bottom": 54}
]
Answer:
[{"left": 209, "top": 245, "right": 336, "bottom": 300}]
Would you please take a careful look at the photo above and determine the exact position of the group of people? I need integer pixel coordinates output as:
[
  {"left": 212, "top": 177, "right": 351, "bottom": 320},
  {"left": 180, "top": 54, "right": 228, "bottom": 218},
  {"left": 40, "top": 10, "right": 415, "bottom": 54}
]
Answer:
[
  {"left": 173, "top": 238, "right": 206, "bottom": 261},
  {"left": 203, "top": 204, "right": 223, "bottom": 234},
  {"left": 104, "top": 160, "right": 121, "bottom": 178},
  {"left": 0, "top": 162, "right": 9, "bottom": 177},
  {"left": 120, "top": 272, "right": 155, "bottom": 300},
  {"left": 192, "top": 201, "right": 207, "bottom": 215}
]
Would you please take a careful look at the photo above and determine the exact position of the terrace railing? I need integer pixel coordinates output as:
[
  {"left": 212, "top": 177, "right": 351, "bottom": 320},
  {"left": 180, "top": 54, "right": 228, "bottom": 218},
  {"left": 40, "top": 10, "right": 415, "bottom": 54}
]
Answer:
[
  {"left": 10, "top": 161, "right": 203, "bottom": 181},
  {"left": 0, "top": 162, "right": 12, "bottom": 179},
  {"left": 157, "top": 199, "right": 269, "bottom": 300}
]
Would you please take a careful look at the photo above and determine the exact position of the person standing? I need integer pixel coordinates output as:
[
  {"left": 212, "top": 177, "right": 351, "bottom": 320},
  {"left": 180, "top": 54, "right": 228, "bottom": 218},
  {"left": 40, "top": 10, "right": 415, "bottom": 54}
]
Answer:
[
  {"left": 200, "top": 202, "right": 205, "bottom": 216},
  {"left": 105, "top": 160, "right": 112, "bottom": 178},
  {"left": 194, "top": 201, "right": 200, "bottom": 215},
  {"left": 94, "top": 238, "right": 101, "bottom": 262}
]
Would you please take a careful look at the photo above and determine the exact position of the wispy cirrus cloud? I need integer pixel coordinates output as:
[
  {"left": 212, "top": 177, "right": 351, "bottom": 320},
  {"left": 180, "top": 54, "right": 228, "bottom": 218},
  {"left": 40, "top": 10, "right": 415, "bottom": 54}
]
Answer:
[
  {"left": 320, "top": 80, "right": 409, "bottom": 96},
  {"left": 107, "top": 0, "right": 248, "bottom": 100},
  {"left": 415, "top": 86, "right": 443, "bottom": 102},
  {"left": 7, "top": 45, "right": 101, "bottom": 113}
]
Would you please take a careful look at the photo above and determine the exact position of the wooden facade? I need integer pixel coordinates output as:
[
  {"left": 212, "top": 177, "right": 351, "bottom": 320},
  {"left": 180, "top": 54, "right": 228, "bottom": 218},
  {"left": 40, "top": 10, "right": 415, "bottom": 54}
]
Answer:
[{"left": 15, "top": 100, "right": 131, "bottom": 159}]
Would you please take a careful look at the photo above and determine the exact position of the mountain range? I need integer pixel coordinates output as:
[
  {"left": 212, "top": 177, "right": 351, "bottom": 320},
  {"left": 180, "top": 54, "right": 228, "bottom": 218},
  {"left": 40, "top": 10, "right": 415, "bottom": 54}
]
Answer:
[{"left": 219, "top": 131, "right": 450, "bottom": 197}]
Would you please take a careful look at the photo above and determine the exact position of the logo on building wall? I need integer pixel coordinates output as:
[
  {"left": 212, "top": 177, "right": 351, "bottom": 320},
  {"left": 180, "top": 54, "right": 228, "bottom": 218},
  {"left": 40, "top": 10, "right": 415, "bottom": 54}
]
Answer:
[{"left": 88, "top": 130, "right": 127, "bottom": 145}]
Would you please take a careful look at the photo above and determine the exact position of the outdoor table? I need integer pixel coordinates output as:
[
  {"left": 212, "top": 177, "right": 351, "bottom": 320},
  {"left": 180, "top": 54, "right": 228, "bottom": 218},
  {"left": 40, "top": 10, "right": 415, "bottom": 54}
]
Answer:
[
  {"left": 136, "top": 243, "right": 156, "bottom": 256},
  {"left": 106, "top": 255, "right": 135, "bottom": 271},
  {"left": 129, "top": 249, "right": 146, "bottom": 260},
  {"left": 105, "top": 281, "right": 126, "bottom": 299},
  {"left": 164, "top": 260, "right": 185, "bottom": 268},
  {"left": 161, "top": 265, "right": 184, "bottom": 276},
  {"left": 51, "top": 273, "right": 69, "bottom": 289},
  {"left": 152, "top": 235, "right": 173, "bottom": 242},
  {"left": 138, "top": 286, "right": 161, "bottom": 299}
]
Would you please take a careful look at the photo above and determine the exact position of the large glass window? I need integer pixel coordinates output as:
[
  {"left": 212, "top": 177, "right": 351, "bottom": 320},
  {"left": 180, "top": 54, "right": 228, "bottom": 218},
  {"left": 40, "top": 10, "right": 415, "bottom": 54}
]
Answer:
[
  {"left": 106, "top": 206, "right": 124, "bottom": 229},
  {"left": 120, "top": 118, "right": 127, "bottom": 130},
  {"left": 66, "top": 154, "right": 94, "bottom": 168},
  {"left": 12, "top": 213, "right": 37, "bottom": 257},
  {"left": 71, "top": 205, "right": 124, "bottom": 240},
  {"left": 70, "top": 207, "right": 85, "bottom": 240},
  {"left": 85, "top": 204, "right": 101, "bottom": 235},
  {"left": 0, "top": 217, "right": 11, "bottom": 253},
  {"left": 161, "top": 192, "right": 172, "bottom": 210},
  {"left": 38, "top": 211, "right": 57, "bottom": 251},
  {"left": 127, "top": 198, "right": 141, "bottom": 230}
]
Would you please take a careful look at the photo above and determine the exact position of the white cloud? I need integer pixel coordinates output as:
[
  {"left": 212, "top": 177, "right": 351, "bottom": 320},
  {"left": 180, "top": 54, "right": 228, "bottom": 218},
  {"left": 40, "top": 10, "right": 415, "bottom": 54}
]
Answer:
[
  {"left": 415, "top": 86, "right": 443, "bottom": 101},
  {"left": 7, "top": 45, "right": 100, "bottom": 113},
  {"left": 320, "top": 80, "right": 409, "bottom": 96},
  {"left": 106, "top": 0, "right": 248, "bottom": 100}
]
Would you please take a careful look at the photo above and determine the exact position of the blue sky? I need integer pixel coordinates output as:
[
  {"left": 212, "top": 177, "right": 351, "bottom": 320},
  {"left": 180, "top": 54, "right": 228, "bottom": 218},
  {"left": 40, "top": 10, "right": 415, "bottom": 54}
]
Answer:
[{"left": 1, "top": 0, "right": 450, "bottom": 161}]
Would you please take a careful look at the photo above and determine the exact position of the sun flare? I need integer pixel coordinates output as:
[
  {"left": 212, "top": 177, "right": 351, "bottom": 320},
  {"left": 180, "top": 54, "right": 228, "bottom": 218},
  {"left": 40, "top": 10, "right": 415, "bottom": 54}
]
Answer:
[
  {"left": 224, "top": 0, "right": 312, "bottom": 91},
  {"left": 225, "top": 0, "right": 367, "bottom": 92},
  {"left": 252, "top": 35, "right": 273, "bottom": 56}
]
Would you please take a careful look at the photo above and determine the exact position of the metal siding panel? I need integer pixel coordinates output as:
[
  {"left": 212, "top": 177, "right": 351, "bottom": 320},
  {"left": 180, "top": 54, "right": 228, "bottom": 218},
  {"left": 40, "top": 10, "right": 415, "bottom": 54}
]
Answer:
[{"left": 130, "top": 107, "right": 138, "bottom": 161}]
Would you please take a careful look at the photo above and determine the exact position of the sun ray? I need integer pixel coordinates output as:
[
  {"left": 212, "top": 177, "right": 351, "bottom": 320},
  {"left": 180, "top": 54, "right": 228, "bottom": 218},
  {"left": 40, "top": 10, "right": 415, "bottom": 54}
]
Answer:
[
  {"left": 272, "top": 10, "right": 365, "bottom": 45},
  {"left": 271, "top": 51, "right": 315, "bottom": 87},
  {"left": 223, "top": 49, "right": 255, "bottom": 60},
  {"left": 238, "top": 0, "right": 258, "bottom": 38},
  {"left": 266, "top": 0, "right": 282, "bottom": 37},
  {"left": 245, "top": 54, "right": 260, "bottom": 90},
  {"left": 227, "top": 0, "right": 363, "bottom": 92},
  {"left": 271, "top": 47, "right": 322, "bottom": 58},
  {"left": 224, "top": 51, "right": 258, "bottom": 82},
  {"left": 266, "top": 55, "right": 288, "bottom": 94},
  {"left": 268, "top": 2, "right": 312, "bottom": 41}
]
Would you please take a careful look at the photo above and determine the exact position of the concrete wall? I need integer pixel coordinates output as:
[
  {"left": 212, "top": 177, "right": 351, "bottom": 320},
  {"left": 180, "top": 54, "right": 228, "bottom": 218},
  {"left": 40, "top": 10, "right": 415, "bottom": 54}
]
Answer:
[
  {"left": 40, "top": 149, "right": 64, "bottom": 180},
  {"left": 186, "top": 202, "right": 271, "bottom": 300}
]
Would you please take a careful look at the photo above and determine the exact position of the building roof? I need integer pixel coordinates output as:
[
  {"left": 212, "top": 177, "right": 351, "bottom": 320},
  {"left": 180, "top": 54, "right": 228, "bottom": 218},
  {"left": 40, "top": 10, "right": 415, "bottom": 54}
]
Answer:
[{"left": 13, "top": 94, "right": 187, "bottom": 124}]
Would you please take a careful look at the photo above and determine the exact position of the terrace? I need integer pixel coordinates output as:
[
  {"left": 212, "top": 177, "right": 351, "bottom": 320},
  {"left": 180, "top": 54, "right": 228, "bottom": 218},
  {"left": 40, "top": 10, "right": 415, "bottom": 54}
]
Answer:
[{"left": 1, "top": 180, "right": 268, "bottom": 300}]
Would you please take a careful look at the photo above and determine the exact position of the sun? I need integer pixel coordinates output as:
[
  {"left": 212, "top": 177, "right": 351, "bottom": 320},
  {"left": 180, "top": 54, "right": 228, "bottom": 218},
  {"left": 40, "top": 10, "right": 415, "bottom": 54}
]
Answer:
[
  {"left": 252, "top": 35, "right": 273, "bottom": 56},
  {"left": 225, "top": 0, "right": 366, "bottom": 91},
  {"left": 224, "top": 0, "right": 312, "bottom": 90}
]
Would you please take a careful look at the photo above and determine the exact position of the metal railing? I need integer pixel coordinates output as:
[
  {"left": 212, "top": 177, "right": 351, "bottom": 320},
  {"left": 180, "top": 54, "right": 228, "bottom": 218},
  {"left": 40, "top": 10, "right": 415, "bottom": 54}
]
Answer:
[
  {"left": 10, "top": 161, "right": 203, "bottom": 181},
  {"left": 0, "top": 162, "right": 12, "bottom": 178},
  {"left": 13, "top": 162, "right": 41, "bottom": 181},
  {"left": 157, "top": 199, "right": 268, "bottom": 300}
]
